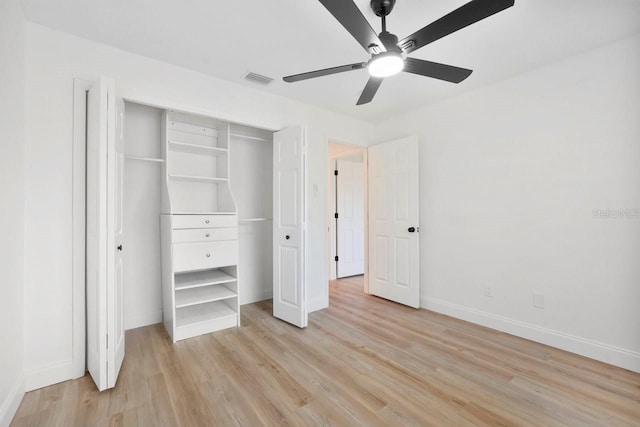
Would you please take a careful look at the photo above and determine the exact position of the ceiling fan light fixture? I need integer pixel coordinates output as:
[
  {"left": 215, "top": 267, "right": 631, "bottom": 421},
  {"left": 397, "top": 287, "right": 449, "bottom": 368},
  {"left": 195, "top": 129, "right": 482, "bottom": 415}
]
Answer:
[{"left": 367, "top": 52, "right": 404, "bottom": 78}]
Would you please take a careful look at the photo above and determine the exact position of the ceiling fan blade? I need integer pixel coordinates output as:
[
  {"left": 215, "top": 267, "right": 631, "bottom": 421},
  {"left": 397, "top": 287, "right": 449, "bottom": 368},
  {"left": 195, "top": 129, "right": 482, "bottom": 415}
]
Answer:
[
  {"left": 356, "top": 77, "right": 383, "bottom": 105},
  {"left": 318, "top": 0, "right": 385, "bottom": 53},
  {"left": 283, "top": 62, "right": 366, "bottom": 83},
  {"left": 403, "top": 58, "right": 473, "bottom": 83},
  {"left": 399, "top": 0, "right": 514, "bottom": 54}
]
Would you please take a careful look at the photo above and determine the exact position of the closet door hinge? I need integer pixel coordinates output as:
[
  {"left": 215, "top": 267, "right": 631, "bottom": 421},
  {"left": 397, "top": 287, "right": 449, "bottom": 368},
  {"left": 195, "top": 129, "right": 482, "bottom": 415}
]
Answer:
[
  {"left": 335, "top": 256, "right": 339, "bottom": 262},
  {"left": 106, "top": 334, "right": 108, "bottom": 349},
  {"left": 334, "top": 213, "right": 339, "bottom": 219},
  {"left": 334, "top": 170, "right": 338, "bottom": 176}
]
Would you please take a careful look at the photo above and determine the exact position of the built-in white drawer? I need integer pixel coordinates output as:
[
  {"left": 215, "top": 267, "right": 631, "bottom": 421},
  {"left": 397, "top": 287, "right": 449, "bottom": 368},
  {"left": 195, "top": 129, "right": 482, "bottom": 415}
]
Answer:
[
  {"left": 172, "top": 228, "right": 237, "bottom": 243},
  {"left": 172, "top": 214, "right": 237, "bottom": 230},
  {"left": 173, "top": 240, "right": 238, "bottom": 272}
]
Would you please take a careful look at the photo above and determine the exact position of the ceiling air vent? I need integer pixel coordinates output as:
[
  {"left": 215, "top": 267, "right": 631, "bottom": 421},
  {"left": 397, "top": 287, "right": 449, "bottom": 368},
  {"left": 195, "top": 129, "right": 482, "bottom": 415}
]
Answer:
[{"left": 244, "top": 72, "right": 274, "bottom": 85}]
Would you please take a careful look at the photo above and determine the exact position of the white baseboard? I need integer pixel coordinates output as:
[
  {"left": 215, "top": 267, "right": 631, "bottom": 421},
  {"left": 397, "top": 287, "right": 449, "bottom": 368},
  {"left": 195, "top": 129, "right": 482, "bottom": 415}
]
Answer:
[
  {"left": 241, "top": 289, "right": 273, "bottom": 305},
  {"left": 0, "top": 377, "right": 24, "bottom": 427},
  {"left": 24, "top": 359, "right": 74, "bottom": 392},
  {"left": 308, "top": 297, "right": 329, "bottom": 313},
  {"left": 421, "top": 297, "right": 640, "bottom": 373},
  {"left": 125, "top": 310, "right": 163, "bottom": 331}
]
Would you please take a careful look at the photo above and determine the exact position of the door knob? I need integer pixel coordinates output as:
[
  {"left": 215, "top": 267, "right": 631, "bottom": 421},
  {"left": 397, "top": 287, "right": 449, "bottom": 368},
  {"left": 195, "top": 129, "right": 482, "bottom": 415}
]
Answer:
[
  {"left": 117, "top": 245, "right": 123, "bottom": 251},
  {"left": 285, "top": 235, "right": 290, "bottom": 240},
  {"left": 408, "top": 227, "right": 416, "bottom": 233}
]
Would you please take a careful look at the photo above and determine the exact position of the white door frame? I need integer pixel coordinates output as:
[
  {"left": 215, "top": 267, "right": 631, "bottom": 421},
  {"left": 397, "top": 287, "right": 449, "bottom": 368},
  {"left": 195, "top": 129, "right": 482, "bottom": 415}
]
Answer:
[
  {"left": 71, "top": 79, "right": 91, "bottom": 378},
  {"left": 326, "top": 141, "right": 369, "bottom": 294}
]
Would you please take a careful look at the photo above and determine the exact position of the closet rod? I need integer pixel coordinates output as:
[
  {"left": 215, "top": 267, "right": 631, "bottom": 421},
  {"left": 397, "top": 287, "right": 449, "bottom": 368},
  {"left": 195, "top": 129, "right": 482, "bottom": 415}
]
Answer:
[
  {"left": 124, "top": 155, "right": 165, "bottom": 163},
  {"left": 229, "top": 133, "right": 270, "bottom": 142}
]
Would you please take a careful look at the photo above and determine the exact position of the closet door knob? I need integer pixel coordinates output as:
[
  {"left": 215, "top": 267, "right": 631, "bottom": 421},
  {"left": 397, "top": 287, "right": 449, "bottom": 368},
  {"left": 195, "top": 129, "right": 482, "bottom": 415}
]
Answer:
[
  {"left": 117, "top": 245, "right": 123, "bottom": 251},
  {"left": 206, "top": 253, "right": 211, "bottom": 258},
  {"left": 205, "top": 233, "right": 210, "bottom": 238},
  {"left": 408, "top": 227, "right": 416, "bottom": 233},
  {"left": 285, "top": 235, "right": 290, "bottom": 240},
  {"left": 205, "top": 220, "right": 210, "bottom": 224}
]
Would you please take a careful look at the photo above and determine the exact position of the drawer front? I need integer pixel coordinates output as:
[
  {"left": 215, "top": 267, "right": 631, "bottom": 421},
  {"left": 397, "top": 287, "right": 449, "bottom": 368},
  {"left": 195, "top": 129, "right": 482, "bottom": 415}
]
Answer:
[
  {"left": 172, "top": 214, "right": 237, "bottom": 229},
  {"left": 173, "top": 240, "right": 238, "bottom": 272},
  {"left": 172, "top": 228, "right": 237, "bottom": 243}
]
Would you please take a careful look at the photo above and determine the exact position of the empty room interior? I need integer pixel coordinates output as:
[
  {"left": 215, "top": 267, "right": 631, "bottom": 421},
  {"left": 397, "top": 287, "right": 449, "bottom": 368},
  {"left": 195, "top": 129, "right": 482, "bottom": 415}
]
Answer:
[{"left": 1, "top": 0, "right": 640, "bottom": 425}]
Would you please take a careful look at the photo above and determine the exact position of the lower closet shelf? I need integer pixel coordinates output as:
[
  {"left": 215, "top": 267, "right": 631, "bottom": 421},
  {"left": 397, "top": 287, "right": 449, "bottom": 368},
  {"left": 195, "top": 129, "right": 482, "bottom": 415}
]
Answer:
[
  {"left": 175, "top": 285, "right": 236, "bottom": 308},
  {"left": 174, "top": 300, "right": 238, "bottom": 341},
  {"left": 175, "top": 269, "right": 236, "bottom": 290}
]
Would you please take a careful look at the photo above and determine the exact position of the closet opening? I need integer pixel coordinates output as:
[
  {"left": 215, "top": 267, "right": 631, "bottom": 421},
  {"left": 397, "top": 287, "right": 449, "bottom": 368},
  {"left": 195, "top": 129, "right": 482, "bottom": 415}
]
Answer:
[
  {"left": 72, "top": 84, "right": 279, "bottom": 381},
  {"left": 327, "top": 142, "right": 368, "bottom": 297},
  {"left": 121, "top": 102, "right": 275, "bottom": 340}
]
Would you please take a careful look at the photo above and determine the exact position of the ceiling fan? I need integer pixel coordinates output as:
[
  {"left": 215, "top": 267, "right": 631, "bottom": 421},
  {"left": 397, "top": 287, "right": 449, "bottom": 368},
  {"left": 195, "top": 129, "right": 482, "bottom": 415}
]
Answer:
[{"left": 283, "top": 0, "right": 515, "bottom": 105}]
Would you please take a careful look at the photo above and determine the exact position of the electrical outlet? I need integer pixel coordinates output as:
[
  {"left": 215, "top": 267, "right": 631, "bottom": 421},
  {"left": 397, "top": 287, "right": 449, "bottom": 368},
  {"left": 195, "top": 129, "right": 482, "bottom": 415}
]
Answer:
[
  {"left": 533, "top": 293, "right": 545, "bottom": 309},
  {"left": 484, "top": 286, "right": 494, "bottom": 298}
]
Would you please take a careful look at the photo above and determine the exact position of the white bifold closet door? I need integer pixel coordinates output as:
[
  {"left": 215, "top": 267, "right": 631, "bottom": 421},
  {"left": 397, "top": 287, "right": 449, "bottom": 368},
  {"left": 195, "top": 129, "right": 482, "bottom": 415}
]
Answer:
[
  {"left": 86, "top": 77, "right": 125, "bottom": 391},
  {"left": 273, "top": 126, "right": 307, "bottom": 328},
  {"left": 368, "top": 136, "right": 420, "bottom": 308}
]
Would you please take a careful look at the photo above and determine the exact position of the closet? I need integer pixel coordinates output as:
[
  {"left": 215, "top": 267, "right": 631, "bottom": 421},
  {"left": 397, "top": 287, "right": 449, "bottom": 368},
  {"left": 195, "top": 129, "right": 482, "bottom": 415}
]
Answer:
[{"left": 122, "top": 102, "right": 273, "bottom": 342}]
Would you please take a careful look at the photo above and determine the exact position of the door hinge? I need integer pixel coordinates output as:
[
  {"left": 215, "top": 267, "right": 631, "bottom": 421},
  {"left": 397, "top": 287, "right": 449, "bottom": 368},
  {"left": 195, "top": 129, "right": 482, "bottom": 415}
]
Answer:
[
  {"left": 106, "top": 333, "right": 108, "bottom": 349},
  {"left": 334, "top": 170, "right": 338, "bottom": 176},
  {"left": 334, "top": 213, "right": 339, "bottom": 219},
  {"left": 335, "top": 256, "right": 339, "bottom": 262}
]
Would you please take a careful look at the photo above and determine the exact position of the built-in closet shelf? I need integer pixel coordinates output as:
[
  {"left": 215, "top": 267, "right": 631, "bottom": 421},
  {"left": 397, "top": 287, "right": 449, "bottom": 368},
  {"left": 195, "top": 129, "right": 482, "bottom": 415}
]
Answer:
[
  {"left": 230, "top": 133, "right": 270, "bottom": 142},
  {"left": 175, "top": 269, "right": 237, "bottom": 291},
  {"left": 168, "top": 140, "right": 228, "bottom": 156},
  {"left": 169, "top": 174, "right": 228, "bottom": 184},
  {"left": 171, "top": 211, "right": 237, "bottom": 215},
  {"left": 175, "top": 300, "right": 237, "bottom": 328},
  {"left": 175, "top": 285, "right": 237, "bottom": 308},
  {"left": 239, "top": 218, "right": 272, "bottom": 223},
  {"left": 124, "top": 155, "right": 165, "bottom": 163}
]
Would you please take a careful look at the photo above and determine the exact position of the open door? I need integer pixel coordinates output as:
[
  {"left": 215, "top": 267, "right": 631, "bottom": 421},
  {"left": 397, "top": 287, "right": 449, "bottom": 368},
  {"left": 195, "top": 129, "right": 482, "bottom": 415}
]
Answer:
[
  {"left": 336, "top": 159, "right": 365, "bottom": 278},
  {"left": 273, "top": 126, "right": 307, "bottom": 328},
  {"left": 86, "top": 77, "right": 125, "bottom": 391},
  {"left": 368, "top": 136, "right": 420, "bottom": 308}
]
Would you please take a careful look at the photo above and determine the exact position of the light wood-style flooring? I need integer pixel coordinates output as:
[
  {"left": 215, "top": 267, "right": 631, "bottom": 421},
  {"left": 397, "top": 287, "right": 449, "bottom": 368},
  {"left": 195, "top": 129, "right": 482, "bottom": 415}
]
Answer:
[{"left": 12, "top": 276, "right": 640, "bottom": 426}]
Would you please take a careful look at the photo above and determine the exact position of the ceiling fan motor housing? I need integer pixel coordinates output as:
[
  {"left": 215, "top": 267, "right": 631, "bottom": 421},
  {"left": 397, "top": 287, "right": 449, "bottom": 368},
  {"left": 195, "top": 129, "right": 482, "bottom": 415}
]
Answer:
[
  {"left": 378, "top": 31, "right": 401, "bottom": 52},
  {"left": 371, "top": 0, "right": 396, "bottom": 17}
]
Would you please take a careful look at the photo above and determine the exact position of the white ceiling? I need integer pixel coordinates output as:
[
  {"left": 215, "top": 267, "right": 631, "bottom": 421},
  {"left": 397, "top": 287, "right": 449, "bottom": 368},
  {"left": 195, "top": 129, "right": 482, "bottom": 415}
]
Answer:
[{"left": 20, "top": 0, "right": 640, "bottom": 123}]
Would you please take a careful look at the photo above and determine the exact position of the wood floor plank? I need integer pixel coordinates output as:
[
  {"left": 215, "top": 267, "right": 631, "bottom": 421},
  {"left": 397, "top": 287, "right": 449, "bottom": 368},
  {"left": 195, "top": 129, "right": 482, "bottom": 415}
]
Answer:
[{"left": 12, "top": 276, "right": 640, "bottom": 426}]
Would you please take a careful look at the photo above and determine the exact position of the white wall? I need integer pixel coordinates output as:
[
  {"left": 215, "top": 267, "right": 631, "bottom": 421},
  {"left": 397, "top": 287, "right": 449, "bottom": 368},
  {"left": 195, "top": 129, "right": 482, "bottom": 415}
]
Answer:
[
  {"left": 0, "top": 0, "right": 26, "bottom": 424},
  {"left": 375, "top": 35, "right": 640, "bottom": 372},
  {"left": 23, "top": 23, "right": 373, "bottom": 390}
]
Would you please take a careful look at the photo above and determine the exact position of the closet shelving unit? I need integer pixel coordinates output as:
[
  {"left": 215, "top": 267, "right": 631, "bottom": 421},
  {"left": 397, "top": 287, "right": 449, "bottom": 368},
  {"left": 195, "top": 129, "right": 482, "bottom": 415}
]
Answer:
[{"left": 160, "top": 111, "right": 240, "bottom": 342}]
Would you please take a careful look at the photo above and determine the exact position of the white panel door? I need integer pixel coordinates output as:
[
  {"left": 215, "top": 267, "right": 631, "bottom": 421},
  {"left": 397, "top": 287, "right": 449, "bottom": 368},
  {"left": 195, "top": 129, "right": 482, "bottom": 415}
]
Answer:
[
  {"left": 273, "top": 126, "right": 307, "bottom": 328},
  {"left": 368, "top": 136, "right": 420, "bottom": 308},
  {"left": 336, "top": 159, "right": 365, "bottom": 278},
  {"left": 86, "top": 77, "right": 125, "bottom": 391}
]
